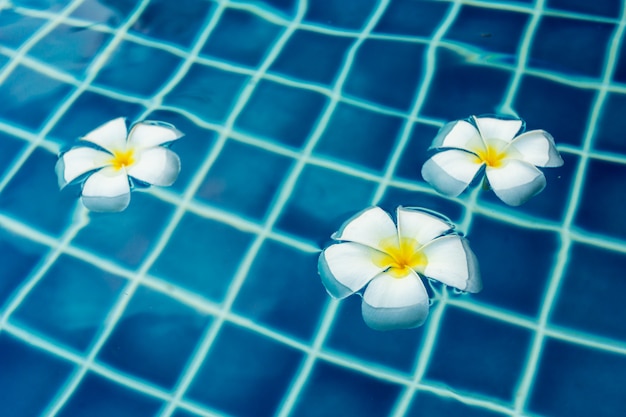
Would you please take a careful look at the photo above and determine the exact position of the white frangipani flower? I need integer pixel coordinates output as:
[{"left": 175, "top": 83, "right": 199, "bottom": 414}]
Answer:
[
  {"left": 56, "top": 117, "right": 183, "bottom": 212},
  {"left": 421, "top": 115, "right": 564, "bottom": 206},
  {"left": 318, "top": 206, "right": 481, "bottom": 331}
]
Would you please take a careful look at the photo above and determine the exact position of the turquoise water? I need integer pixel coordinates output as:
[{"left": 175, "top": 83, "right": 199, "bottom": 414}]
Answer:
[{"left": 1, "top": 0, "right": 626, "bottom": 416}]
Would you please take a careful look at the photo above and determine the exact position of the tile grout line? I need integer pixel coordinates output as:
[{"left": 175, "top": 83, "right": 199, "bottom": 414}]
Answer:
[
  {"left": 512, "top": 2, "right": 626, "bottom": 414},
  {"left": 498, "top": 0, "right": 544, "bottom": 115}
]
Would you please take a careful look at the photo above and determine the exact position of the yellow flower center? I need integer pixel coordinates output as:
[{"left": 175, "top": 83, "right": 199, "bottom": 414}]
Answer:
[
  {"left": 373, "top": 237, "right": 427, "bottom": 278},
  {"left": 475, "top": 144, "right": 505, "bottom": 168},
  {"left": 110, "top": 149, "right": 135, "bottom": 170}
]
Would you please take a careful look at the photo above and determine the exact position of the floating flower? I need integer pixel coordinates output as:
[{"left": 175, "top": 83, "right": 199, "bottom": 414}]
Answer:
[
  {"left": 421, "top": 115, "right": 563, "bottom": 206},
  {"left": 318, "top": 206, "right": 481, "bottom": 331},
  {"left": 56, "top": 117, "right": 183, "bottom": 212}
]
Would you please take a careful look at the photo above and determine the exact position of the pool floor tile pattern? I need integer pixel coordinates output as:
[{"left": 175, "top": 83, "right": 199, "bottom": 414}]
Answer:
[{"left": 1, "top": 0, "right": 626, "bottom": 416}]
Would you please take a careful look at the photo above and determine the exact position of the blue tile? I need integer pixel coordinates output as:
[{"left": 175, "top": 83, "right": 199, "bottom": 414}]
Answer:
[
  {"left": 425, "top": 307, "right": 532, "bottom": 401},
  {"left": 594, "top": 93, "right": 626, "bottom": 153},
  {"left": 0, "top": 148, "right": 77, "bottom": 236},
  {"left": 270, "top": 29, "right": 353, "bottom": 85},
  {"left": 29, "top": 24, "right": 112, "bottom": 77},
  {"left": 379, "top": 187, "right": 465, "bottom": 227},
  {"left": 150, "top": 212, "right": 254, "bottom": 302},
  {"left": 574, "top": 158, "right": 626, "bottom": 240},
  {"left": 409, "top": 391, "right": 508, "bottom": 417},
  {"left": 98, "top": 285, "right": 212, "bottom": 389},
  {"left": 343, "top": 39, "right": 426, "bottom": 111},
  {"left": 0, "top": 11, "right": 46, "bottom": 49},
  {"left": 552, "top": 243, "right": 626, "bottom": 341},
  {"left": 613, "top": 40, "right": 626, "bottom": 84},
  {"left": 374, "top": 0, "right": 450, "bottom": 37},
  {"left": 0, "top": 227, "right": 46, "bottom": 307},
  {"left": 546, "top": 0, "right": 621, "bottom": 18},
  {"left": 71, "top": 0, "right": 136, "bottom": 24},
  {"left": 186, "top": 324, "right": 303, "bottom": 417},
  {"left": 393, "top": 122, "right": 440, "bottom": 181},
  {"left": 0, "top": 65, "right": 73, "bottom": 131},
  {"left": 514, "top": 75, "right": 595, "bottom": 147},
  {"left": 196, "top": 140, "right": 292, "bottom": 221},
  {"left": 304, "top": 0, "right": 377, "bottom": 29},
  {"left": 57, "top": 372, "right": 164, "bottom": 417},
  {"left": 325, "top": 296, "right": 425, "bottom": 373},
  {"left": 11, "top": 255, "right": 125, "bottom": 352},
  {"left": 529, "top": 338, "right": 626, "bottom": 417},
  {"left": 233, "top": 240, "right": 327, "bottom": 341},
  {"left": 276, "top": 165, "right": 376, "bottom": 244},
  {"left": 128, "top": 0, "right": 215, "bottom": 48},
  {"left": 11, "top": 0, "right": 65, "bottom": 10},
  {"left": 235, "top": 80, "right": 327, "bottom": 148},
  {"left": 94, "top": 41, "right": 182, "bottom": 97},
  {"left": 71, "top": 193, "right": 176, "bottom": 268},
  {"left": 0, "top": 332, "right": 74, "bottom": 417},
  {"left": 468, "top": 214, "right": 559, "bottom": 318},
  {"left": 444, "top": 5, "right": 529, "bottom": 54},
  {"left": 314, "top": 102, "right": 404, "bottom": 172},
  {"left": 290, "top": 360, "right": 401, "bottom": 417},
  {"left": 465, "top": 0, "right": 533, "bottom": 4},
  {"left": 478, "top": 152, "right": 579, "bottom": 223},
  {"left": 48, "top": 93, "right": 144, "bottom": 145},
  {"left": 250, "top": 0, "right": 296, "bottom": 16},
  {"left": 172, "top": 410, "right": 202, "bottom": 417},
  {"left": 0, "top": 132, "right": 24, "bottom": 178},
  {"left": 143, "top": 110, "right": 217, "bottom": 195},
  {"left": 529, "top": 16, "right": 614, "bottom": 78},
  {"left": 421, "top": 50, "right": 511, "bottom": 120},
  {"left": 164, "top": 63, "right": 250, "bottom": 124},
  {"left": 201, "top": 8, "right": 282, "bottom": 68}
]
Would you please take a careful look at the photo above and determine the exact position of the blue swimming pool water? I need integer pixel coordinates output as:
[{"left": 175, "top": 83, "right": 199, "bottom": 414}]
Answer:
[{"left": 1, "top": 0, "right": 626, "bottom": 416}]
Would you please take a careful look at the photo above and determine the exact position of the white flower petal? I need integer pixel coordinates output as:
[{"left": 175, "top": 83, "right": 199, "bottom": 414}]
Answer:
[
  {"left": 318, "top": 243, "right": 387, "bottom": 299},
  {"left": 331, "top": 207, "right": 398, "bottom": 251},
  {"left": 486, "top": 159, "right": 546, "bottom": 206},
  {"left": 396, "top": 207, "right": 454, "bottom": 246},
  {"left": 362, "top": 269, "right": 430, "bottom": 330},
  {"left": 421, "top": 149, "right": 483, "bottom": 197},
  {"left": 55, "top": 147, "right": 112, "bottom": 188},
  {"left": 127, "top": 120, "right": 184, "bottom": 149},
  {"left": 127, "top": 147, "right": 181, "bottom": 186},
  {"left": 430, "top": 119, "right": 484, "bottom": 151},
  {"left": 81, "top": 118, "right": 128, "bottom": 152},
  {"left": 473, "top": 116, "right": 523, "bottom": 143},
  {"left": 508, "top": 130, "right": 564, "bottom": 167},
  {"left": 81, "top": 166, "right": 131, "bottom": 212},
  {"left": 421, "top": 235, "right": 481, "bottom": 292}
]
